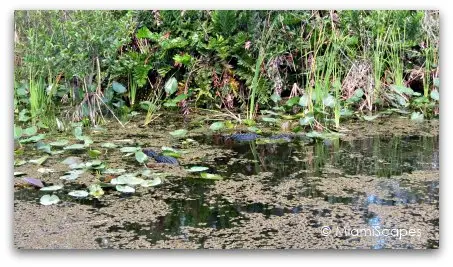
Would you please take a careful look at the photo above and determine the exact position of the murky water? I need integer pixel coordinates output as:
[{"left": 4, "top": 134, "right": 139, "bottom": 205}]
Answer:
[{"left": 14, "top": 126, "right": 439, "bottom": 249}]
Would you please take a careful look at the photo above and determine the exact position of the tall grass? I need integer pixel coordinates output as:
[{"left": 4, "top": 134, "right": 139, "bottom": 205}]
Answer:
[
  {"left": 28, "top": 75, "right": 46, "bottom": 119},
  {"left": 388, "top": 27, "right": 405, "bottom": 87},
  {"left": 128, "top": 74, "right": 138, "bottom": 107},
  {"left": 247, "top": 15, "right": 276, "bottom": 121}
]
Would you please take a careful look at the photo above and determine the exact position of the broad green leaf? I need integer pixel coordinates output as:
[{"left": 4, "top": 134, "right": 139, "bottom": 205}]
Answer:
[
  {"left": 29, "top": 155, "right": 49, "bottom": 165},
  {"left": 285, "top": 96, "right": 300, "bottom": 107},
  {"left": 141, "top": 177, "right": 163, "bottom": 187},
  {"left": 36, "top": 142, "right": 51, "bottom": 154},
  {"left": 430, "top": 90, "right": 439, "bottom": 101},
  {"left": 40, "top": 185, "right": 63, "bottom": 191},
  {"left": 135, "top": 151, "right": 148, "bottom": 163},
  {"left": 209, "top": 122, "right": 225, "bottom": 131},
  {"left": 169, "top": 129, "right": 188, "bottom": 138},
  {"left": 299, "top": 94, "right": 310, "bottom": 107},
  {"left": 19, "top": 134, "right": 46, "bottom": 143},
  {"left": 187, "top": 166, "right": 209, "bottom": 172},
  {"left": 411, "top": 112, "right": 424, "bottom": 123},
  {"left": 23, "top": 126, "right": 37, "bottom": 136},
  {"left": 299, "top": 116, "right": 314, "bottom": 126},
  {"left": 88, "top": 149, "right": 102, "bottom": 158},
  {"left": 14, "top": 159, "right": 27, "bottom": 166},
  {"left": 164, "top": 77, "right": 178, "bottom": 96},
  {"left": 112, "top": 81, "right": 127, "bottom": 94},
  {"left": 322, "top": 94, "right": 336, "bottom": 108},
  {"left": 68, "top": 190, "right": 89, "bottom": 198},
  {"left": 270, "top": 93, "right": 281, "bottom": 103},
  {"left": 390, "top": 85, "right": 415, "bottom": 96},
  {"left": 14, "top": 125, "right": 23, "bottom": 140},
  {"left": 433, "top": 78, "right": 440, "bottom": 88},
  {"left": 40, "top": 195, "right": 60, "bottom": 206},
  {"left": 73, "top": 126, "right": 83, "bottom": 139},
  {"left": 49, "top": 140, "right": 69, "bottom": 147},
  {"left": 116, "top": 185, "right": 135, "bottom": 193}
]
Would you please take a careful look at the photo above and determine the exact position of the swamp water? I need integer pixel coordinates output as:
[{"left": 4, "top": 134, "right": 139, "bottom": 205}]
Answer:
[{"left": 14, "top": 119, "right": 439, "bottom": 249}]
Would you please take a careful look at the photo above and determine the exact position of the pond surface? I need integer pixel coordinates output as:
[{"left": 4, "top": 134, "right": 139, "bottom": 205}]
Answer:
[{"left": 13, "top": 118, "right": 439, "bottom": 249}]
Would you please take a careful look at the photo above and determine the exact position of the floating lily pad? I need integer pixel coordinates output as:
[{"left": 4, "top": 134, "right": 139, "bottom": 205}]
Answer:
[
  {"left": 49, "top": 140, "right": 69, "bottom": 147},
  {"left": 135, "top": 151, "right": 148, "bottom": 163},
  {"left": 169, "top": 129, "right": 188, "bottom": 138},
  {"left": 116, "top": 185, "right": 135, "bottom": 193},
  {"left": 199, "top": 173, "right": 223, "bottom": 180},
  {"left": 141, "top": 177, "right": 163, "bottom": 187},
  {"left": 62, "top": 157, "right": 82, "bottom": 165},
  {"left": 120, "top": 146, "right": 140, "bottom": 153},
  {"left": 111, "top": 175, "right": 144, "bottom": 186},
  {"left": 101, "top": 142, "right": 117, "bottom": 149},
  {"left": 37, "top": 168, "right": 55, "bottom": 174},
  {"left": 40, "top": 194, "right": 60, "bottom": 205},
  {"left": 29, "top": 155, "right": 49, "bottom": 165},
  {"left": 14, "top": 159, "right": 27, "bottom": 166},
  {"left": 187, "top": 166, "right": 209, "bottom": 172},
  {"left": 103, "top": 168, "right": 126, "bottom": 175},
  {"left": 14, "top": 125, "right": 23, "bottom": 140},
  {"left": 68, "top": 190, "right": 89, "bottom": 198},
  {"left": 40, "top": 185, "right": 63, "bottom": 191},
  {"left": 64, "top": 144, "right": 86, "bottom": 150},
  {"left": 261, "top": 117, "right": 279, "bottom": 123},
  {"left": 430, "top": 90, "right": 439, "bottom": 101},
  {"left": 14, "top": 171, "right": 26, "bottom": 177}
]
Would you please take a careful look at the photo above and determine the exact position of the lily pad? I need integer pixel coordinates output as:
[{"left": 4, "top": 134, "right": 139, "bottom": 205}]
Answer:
[
  {"left": 116, "top": 185, "right": 135, "bottom": 193},
  {"left": 37, "top": 168, "right": 55, "bottom": 174},
  {"left": 14, "top": 159, "right": 27, "bottom": 166},
  {"left": 40, "top": 185, "right": 63, "bottom": 191},
  {"left": 120, "top": 146, "right": 140, "bottom": 153},
  {"left": 261, "top": 117, "right": 279, "bottom": 123},
  {"left": 169, "top": 129, "right": 188, "bottom": 138},
  {"left": 101, "top": 142, "right": 117, "bottom": 149},
  {"left": 430, "top": 90, "right": 439, "bottom": 101},
  {"left": 63, "top": 144, "right": 86, "bottom": 150},
  {"left": 199, "top": 173, "right": 223, "bottom": 180},
  {"left": 111, "top": 175, "right": 144, "bottom": 186},
  {"left": 103, "top": 168, "right": 126, "bottom": 175},
  {"left": 62, "top": 157, "right": 82, "bottom": 166},
  {"left": 40, "top": 195, "right": 60, "bottom": 205},
  {"left": 141, "top": 177, "right": 163, "bottom": 187},
  {"left": 363, "top": 114, "right": 379, "bottom": 121},
  {"left": 68, "top": 190, "right": 89, "bottom": 198},
  {"left": 29, "top": 155, "right": 49, "bottom": 165},
  {"left": 135, "top": 151, "right": 148, "bottom": 163},
  {"left": 14, "top": 125, "right": 23, "bottom": 140},
  {"left": 49, "top": 140, "right": 69, "bottom": 147},
  {"left": 187, "top": 166, "right": 209, "bottom": 172},
  {"left": 14, "top": 171, "right": 26, "bottom": 176}
]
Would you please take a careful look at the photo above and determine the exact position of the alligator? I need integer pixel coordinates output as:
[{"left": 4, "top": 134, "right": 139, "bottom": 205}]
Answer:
[{"left": 143, "top": 149, "right": 179, "bottom": 165}]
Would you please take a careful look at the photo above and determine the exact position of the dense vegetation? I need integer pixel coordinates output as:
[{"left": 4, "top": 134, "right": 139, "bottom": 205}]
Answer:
[{"left": 14, "top": 10, "right": 439, "bottom": 132}]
